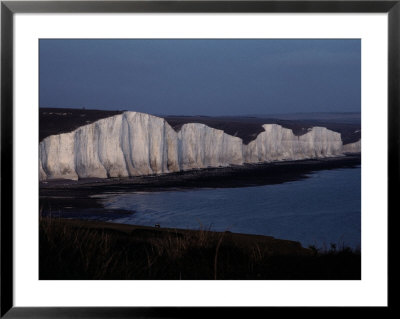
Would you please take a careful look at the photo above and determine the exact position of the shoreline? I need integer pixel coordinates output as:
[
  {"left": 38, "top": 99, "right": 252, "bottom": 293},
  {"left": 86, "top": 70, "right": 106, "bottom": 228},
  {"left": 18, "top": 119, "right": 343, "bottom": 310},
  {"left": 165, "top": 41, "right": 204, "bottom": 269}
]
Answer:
[
  {"left": 39, "top": 154, "right": 361, "bottom": 222},
  {"left": 40, "top": 153, "right": 360, "bottom": 190}
]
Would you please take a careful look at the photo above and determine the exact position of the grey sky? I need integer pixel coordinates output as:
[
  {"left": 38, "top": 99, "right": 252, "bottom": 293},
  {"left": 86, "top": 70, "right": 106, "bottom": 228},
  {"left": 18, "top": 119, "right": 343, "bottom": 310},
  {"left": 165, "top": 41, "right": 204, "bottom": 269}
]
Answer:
[{"left": 39, "top": 39, "right": 361, "bottom": 116}]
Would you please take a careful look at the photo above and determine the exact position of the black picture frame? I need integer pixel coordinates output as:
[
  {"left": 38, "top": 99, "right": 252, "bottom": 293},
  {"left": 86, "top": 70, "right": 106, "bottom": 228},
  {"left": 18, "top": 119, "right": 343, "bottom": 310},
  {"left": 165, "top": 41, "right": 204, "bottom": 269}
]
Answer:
[{"left": 1, "top": 0, "right": 397, "bottom": 317}]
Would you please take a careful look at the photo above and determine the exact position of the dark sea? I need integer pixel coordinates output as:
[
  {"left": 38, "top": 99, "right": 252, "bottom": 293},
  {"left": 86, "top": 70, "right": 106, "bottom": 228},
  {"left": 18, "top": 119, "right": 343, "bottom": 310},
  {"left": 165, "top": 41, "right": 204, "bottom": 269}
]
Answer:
[{"left": 100, "top": 166, "right": 361, "bottom": 249}]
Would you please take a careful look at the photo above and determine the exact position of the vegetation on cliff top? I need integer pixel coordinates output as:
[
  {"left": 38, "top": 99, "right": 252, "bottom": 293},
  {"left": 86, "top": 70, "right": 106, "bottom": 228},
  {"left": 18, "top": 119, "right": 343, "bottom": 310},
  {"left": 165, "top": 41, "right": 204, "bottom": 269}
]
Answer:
[{"left": 40, "top": 217, "right": 361, "bottom": 280}]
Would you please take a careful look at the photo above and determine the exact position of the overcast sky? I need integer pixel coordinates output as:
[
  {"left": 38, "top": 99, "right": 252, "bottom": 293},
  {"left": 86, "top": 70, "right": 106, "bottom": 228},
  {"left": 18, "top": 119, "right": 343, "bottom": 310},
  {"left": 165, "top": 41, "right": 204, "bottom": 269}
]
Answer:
[{"left": 39, "top": 39, "right": 360, "bottom": 116}]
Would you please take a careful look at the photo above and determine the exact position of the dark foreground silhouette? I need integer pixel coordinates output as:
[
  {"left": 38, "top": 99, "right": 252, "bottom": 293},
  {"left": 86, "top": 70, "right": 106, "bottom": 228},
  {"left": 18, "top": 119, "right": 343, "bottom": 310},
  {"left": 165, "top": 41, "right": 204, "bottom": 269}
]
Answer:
[{"left": 39, "top": 217, "right": 361, "bottom": 280}]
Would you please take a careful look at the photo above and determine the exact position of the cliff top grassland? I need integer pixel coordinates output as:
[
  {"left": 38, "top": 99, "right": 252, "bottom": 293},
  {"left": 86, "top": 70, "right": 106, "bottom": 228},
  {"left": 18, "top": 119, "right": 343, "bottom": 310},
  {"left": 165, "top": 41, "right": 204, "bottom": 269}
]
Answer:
[{"left": 39, "top": 217, "right": 361, "bottom": 280}]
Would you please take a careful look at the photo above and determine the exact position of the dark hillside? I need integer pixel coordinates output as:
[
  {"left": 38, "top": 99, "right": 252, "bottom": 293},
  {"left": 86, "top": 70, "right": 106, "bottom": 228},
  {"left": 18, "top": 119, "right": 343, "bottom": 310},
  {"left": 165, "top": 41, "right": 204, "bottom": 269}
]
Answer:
[{"left": 39, "top": 108, "right": 124, "bottom": 141}]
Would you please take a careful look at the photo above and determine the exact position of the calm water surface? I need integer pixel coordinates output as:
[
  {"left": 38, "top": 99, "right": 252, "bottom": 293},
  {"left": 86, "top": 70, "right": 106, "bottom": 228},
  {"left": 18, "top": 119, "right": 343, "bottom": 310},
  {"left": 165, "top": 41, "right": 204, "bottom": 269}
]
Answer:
[{"left": 101, "top": 167, "right": 361, "bottom": 249}]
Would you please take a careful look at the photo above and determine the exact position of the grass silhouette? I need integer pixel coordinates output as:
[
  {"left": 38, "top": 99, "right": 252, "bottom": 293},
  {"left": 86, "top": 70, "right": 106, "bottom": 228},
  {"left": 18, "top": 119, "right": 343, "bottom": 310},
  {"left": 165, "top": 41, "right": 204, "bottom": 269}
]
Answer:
[{"left": 39, "top": 217, "right": 361, "bottom": 280}]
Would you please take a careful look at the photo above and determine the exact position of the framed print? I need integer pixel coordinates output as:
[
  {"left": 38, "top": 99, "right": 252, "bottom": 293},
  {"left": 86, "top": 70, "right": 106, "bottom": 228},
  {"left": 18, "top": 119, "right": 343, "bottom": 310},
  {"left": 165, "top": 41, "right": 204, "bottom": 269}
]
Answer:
[{"left": 1, "top": 0, "right": 397, "bottom": 317}]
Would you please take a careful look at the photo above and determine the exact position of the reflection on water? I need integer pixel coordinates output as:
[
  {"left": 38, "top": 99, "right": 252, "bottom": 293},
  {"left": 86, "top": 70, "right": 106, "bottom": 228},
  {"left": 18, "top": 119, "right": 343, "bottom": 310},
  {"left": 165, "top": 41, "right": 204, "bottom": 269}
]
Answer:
[{"left": 100, "top": 167, "right": 361, "bottom": 249}]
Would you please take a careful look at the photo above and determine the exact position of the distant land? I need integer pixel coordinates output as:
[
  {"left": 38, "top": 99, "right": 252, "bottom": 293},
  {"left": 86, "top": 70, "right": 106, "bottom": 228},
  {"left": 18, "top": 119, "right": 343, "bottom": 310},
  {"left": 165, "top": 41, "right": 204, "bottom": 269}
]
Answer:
[{"left": 245, "top": 112, "right": 360, "bottom": 124}]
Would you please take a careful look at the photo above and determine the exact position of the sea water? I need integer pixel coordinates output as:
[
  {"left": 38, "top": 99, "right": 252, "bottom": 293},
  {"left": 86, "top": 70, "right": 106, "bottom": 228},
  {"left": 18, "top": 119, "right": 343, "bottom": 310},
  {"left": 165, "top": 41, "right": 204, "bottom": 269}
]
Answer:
[{"left": 101, "top": 167, "right": 361, "bottom": 249}]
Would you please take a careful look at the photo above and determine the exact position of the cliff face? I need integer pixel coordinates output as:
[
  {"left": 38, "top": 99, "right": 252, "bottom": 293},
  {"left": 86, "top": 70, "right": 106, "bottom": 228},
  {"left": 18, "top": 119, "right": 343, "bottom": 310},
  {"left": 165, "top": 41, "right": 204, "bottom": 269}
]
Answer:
[
  {"left": 342, "top": 139, "right": 361, "bottom": 153},
  {"left": 244, "top": 124, "right": 344, "bottom": 163},
  {"left": 39, "top": 112, "right": 244, "bottom": 180},
  {"left": 39, "top": 111, "right": 361, "bottom": 181}
]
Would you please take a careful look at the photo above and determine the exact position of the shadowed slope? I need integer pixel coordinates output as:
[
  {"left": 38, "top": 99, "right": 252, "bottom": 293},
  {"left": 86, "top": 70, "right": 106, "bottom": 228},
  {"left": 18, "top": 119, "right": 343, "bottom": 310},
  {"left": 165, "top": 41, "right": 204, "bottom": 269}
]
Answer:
[{"left": 39, "top": 218, "right": 361, "bottom": 280}]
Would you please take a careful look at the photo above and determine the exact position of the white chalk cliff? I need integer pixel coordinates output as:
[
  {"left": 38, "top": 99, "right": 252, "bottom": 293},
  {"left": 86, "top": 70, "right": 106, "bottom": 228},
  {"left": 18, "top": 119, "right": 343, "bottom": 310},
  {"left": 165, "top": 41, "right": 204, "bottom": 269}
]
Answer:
[
  {"left": 39, "top": 111, "right": 361, "bottom": 181},
  {"left": 243, "top": 124, "right": 344, "bottom": 162},
  {"left": 342, "top": 139, "right": 361, "bottom": 153}
]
